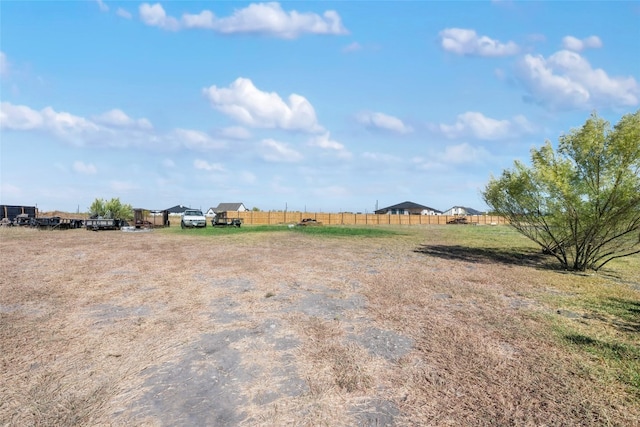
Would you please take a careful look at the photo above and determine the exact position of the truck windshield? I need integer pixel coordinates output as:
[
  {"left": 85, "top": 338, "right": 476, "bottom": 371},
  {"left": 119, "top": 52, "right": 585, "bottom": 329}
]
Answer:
[{"left": 185, "top": 210, "right": 202, "bottom": 216}]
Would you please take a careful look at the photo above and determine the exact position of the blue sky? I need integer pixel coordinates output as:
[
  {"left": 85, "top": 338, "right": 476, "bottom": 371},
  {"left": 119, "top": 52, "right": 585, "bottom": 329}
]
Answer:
[{"left": 1, "top": 1, "right": 639, "bottom": 214}]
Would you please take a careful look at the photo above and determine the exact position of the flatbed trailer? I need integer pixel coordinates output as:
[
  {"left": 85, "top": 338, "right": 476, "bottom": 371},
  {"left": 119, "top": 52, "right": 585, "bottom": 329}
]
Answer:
[
  {"left": 211, "top": 212, "right": 243, "bottom": 227},
  {"left": 12, "top": 214, "right": 83, "bottom": 229},
  {"left": 85, "top": 218, "right": 127, "bottom": 231}
]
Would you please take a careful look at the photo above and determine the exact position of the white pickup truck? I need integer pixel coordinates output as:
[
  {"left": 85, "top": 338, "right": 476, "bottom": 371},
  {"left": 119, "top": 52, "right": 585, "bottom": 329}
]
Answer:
[{"left": 180, "top": 209, "right": 207, "bottom": 228}]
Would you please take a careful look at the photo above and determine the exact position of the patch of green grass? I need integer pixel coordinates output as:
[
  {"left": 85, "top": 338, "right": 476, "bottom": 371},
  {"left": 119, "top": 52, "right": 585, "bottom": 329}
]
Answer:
[
  {"left": 291, "top": 225, "right": 400, "bottom": 237},
  {"left": 437, "top": 225, "right": 640, "bottom": 402},
  {"left": 163, "top": 224, "right": 285, "bottom": 236},
  {"left": 583, "top": 297, "right": 640, "bottom": 328},
  {"left": 559, "top": 329, "right": 640, "bottom": 399},
  {"left": 545, "top": 274, "right": 640, "bottom": 401},
  {"left": 163, "top": 224, "right": 400, "bottom": 238}
]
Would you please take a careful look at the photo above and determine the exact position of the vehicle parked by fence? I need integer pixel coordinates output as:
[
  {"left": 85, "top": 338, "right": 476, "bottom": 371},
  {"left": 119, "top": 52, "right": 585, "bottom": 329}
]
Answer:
[{"left": 181, "top": 209, "right": 207, "bottom": 229}]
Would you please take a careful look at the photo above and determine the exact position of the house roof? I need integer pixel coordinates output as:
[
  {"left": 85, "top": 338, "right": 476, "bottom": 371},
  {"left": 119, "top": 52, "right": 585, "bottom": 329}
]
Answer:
[
  {"left": 215, "top": 202, "right": 245, "bottom": 212},
  {"left": 166, "top": 204, "right": 190, "bottom": 214},
  {"left": 377, "top": 201, "right": 442, "bottom": 213},
  {"left": 446, "top": 206, "right": 483, "bottom": 215}
]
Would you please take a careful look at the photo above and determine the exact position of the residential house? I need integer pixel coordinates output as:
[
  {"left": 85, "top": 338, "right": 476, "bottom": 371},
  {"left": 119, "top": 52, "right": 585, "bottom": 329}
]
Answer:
[
  {"left": 442, "top": 206, "right": 484, "bottom": 216},
  {"left": 209, "top": 203, "right": 248, "bottom": 215},
  {"left": 166, "top": 205, "right": 191, "bottom": 216},
  {"left": 375, "top": 201, "right": 442, "bottom": 215}
]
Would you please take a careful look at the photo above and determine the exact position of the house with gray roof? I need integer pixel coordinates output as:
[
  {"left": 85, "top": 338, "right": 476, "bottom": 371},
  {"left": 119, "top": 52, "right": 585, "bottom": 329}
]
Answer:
[
  {"left": 442, "top": 206, "right": 484, "bottom": 216},
  {"left": 166, "top": 204, "right": 191, "bottom": 215},
  {"left": 374, "top": 201, "right": 442, "bottom": 215},
  {"left": 206, "top": 203, "right": 248, "bottom": 216}
]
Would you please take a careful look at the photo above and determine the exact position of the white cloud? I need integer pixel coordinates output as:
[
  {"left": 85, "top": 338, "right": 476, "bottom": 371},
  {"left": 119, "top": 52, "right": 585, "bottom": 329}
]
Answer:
[
  {"left": 260, "top": 138, "right": 303, "bottom": 162},
  {"left": 109, "top": 180, "right": 139, "bottom": 192},
  {"left": 439, "top": 28, "right": 519, "bottom": 57},
  {"left": 162, "top": 159, "right": 175, "bottom": 168},
  {"left": 308, "top": 132, "right": 352, "bottom": 158},
  {"left": 94, "top": 109, "right": 152, "bottom": 129},
  {"left": 139, "top": 3, "right": 179, "bottom": 31},
  {"left": 117, "top": 8, "right": 132, "bottom": 19},
  {"left": 0, "top": 51, "right": 8, "bottom": 77},
  {"left": 516, "top": 50, "right": 639, "bottom": 110},
  {"left": 413, "top": 143, "right": 491, "bottom": 171},
  {"left": 362, "top": 152, "right": 402, "bottom": 163},
  {"left": 73, "top": 161, "right": 97, "bottom": 175},
  {"left": 1, "top": 102, "right": 107, "bottom": 141},
  {"left": 184, "top": 2, "right": 347, "bottom": 38},
  {"left": 218, "top": 126, "right": 251, "bottom": 139},
  {"left": 96, "top": 0, "right": 109, "bottom": 12},
  {"left": 171, "top": 128, "right": 226, "bottom": 151},
  {"left": 203, "top": 77, "right": 323, "bottom": 132},
  {"left": 412, "top": 156, "right": 444, "bottom": 172},
  {"left": 356, "top": 111, "right": 413, "bottom": 134},
  {"left": 41, "top": 107, "right": 101, "bottom": 140},
  {"left": 194, "top": 159, "right": 225, "bottom": 172},
  {"left": 1, "top": 101, "right": 229, "bottom": 151},
  {"left": 140, "top": 2, "right": 347, "bottom": 38},
  {"left": 342, "top": 42, "right": 362, "bottom": 53},
  {"left": 562, "top": 35, "right": 602, "bottom": 52},
  {"left": 1, "top": 102, "right": 44, "bottom": 130},
  {"left": 181, "top": 10, "right": 215, "bottom": 29},
  {"left": 439, "top": 143, "right": 490, "bottom": 164},
  {"left": 434, "top": 112, "right": 533, "bottom": 140}
]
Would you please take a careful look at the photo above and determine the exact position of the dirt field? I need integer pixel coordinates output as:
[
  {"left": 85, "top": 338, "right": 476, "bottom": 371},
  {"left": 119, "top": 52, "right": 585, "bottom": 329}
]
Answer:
[{"left": 1, "top": 226, "right": 638, "bottom": 426}]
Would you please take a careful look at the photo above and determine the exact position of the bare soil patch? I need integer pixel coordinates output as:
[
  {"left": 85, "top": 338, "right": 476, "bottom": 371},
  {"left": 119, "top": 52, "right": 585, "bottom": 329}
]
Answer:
[{"left": 1, "top": 227, "right": 638, "bottom": 426}]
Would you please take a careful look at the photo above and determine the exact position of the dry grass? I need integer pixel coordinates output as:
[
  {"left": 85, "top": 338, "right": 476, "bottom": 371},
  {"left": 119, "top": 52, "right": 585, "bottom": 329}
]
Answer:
[{"left": 1, "top": 225, "right": 638, "bottom": 426}]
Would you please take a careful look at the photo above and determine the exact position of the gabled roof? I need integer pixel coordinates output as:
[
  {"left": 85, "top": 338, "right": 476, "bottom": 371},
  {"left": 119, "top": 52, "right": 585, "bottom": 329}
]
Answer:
[
  {"left": 166, "top": 204, "right": 190, "bottom": 214},
  {"left": 377, "top": 201, "right": 442, "bottom": 213},
  {"left": 215, "top": 202, "right": 245, "bottom": 212},
  {"left": 447, "top": 206, "right": 483, "bottom": 215}
]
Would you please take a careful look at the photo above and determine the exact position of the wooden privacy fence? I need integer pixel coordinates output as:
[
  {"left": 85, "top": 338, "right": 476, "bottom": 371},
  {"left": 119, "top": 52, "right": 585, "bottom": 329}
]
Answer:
[{"left": 221, "top": 211, "right": 508, "bottom": 226}]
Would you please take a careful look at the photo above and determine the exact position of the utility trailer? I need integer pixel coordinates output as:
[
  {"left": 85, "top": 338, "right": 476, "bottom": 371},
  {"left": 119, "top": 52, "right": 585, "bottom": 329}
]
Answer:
[
  {"left": 85, "top": 218, "right": 128, "bottom": 231},
  {"left": 12, "top": 213, "right": 83, "bottom": 229},
  {"left": 133, "top": 209, "right": 170, "bottom": 229},
  {"left": 297, "top": 218, "right": 322, "bottom": 227},
  {"left": 446, "top": 216, "right": 477, "bottom": 225},
  {"left": 34, "top": 216, "right": 83, "bottom": 229},
  {"left": 211, "top": 212, "right": 243, "bottom": 227}
]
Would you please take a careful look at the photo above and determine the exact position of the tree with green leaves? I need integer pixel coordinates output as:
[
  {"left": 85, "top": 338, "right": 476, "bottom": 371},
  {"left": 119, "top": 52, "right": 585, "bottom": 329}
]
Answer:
[
  {"left": 482, "top": 111, "right": 640, "bottom": 271},
  {"left": 89, "top": 197, "right": 134, "bottom": 220}
]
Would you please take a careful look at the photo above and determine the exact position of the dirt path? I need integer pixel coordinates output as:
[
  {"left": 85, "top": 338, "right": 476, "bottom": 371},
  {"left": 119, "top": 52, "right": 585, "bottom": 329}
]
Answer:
[{"left": 1, "top": 227, "right": 637, "bottom": 426}]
